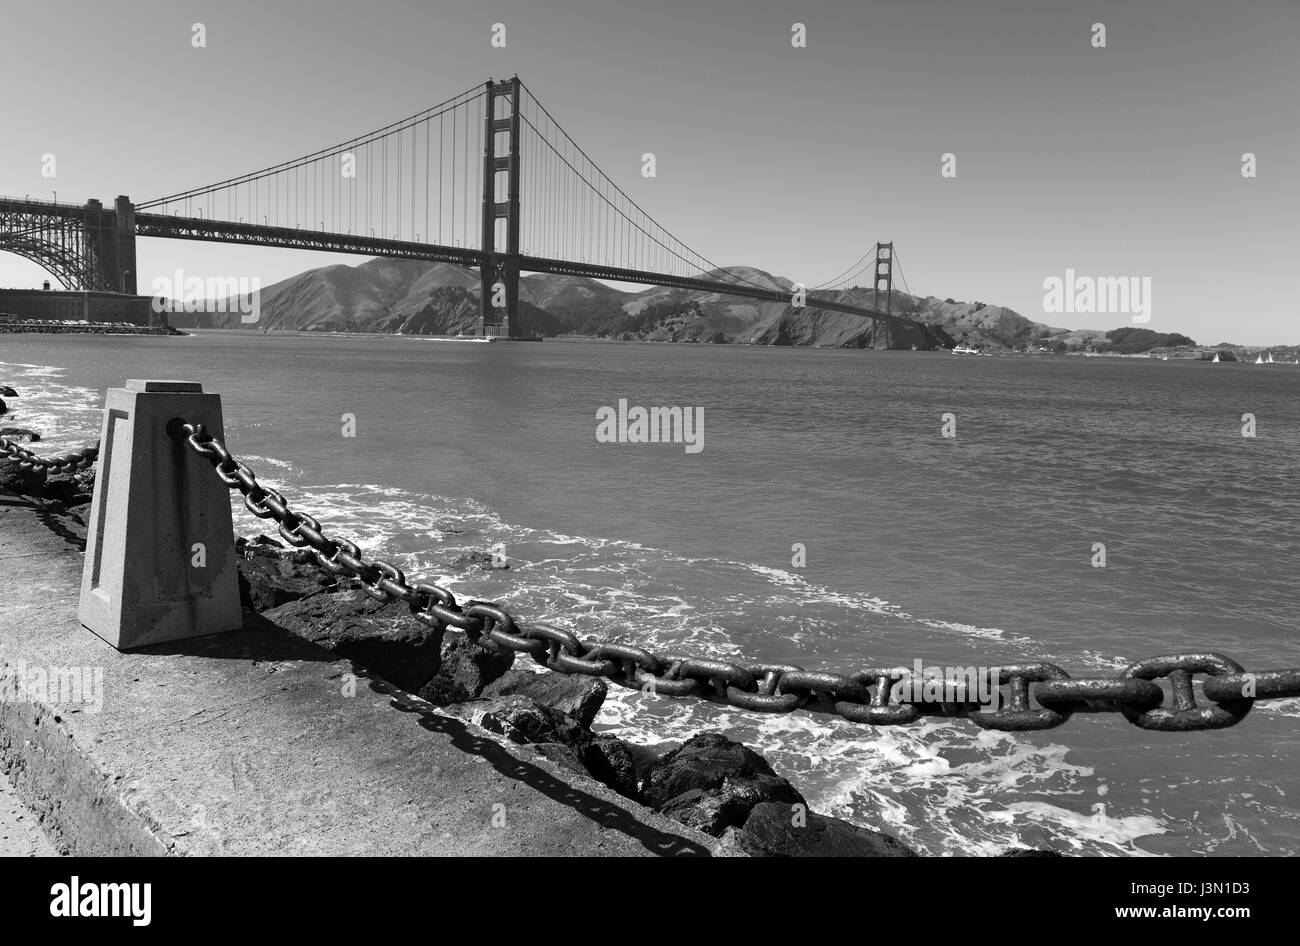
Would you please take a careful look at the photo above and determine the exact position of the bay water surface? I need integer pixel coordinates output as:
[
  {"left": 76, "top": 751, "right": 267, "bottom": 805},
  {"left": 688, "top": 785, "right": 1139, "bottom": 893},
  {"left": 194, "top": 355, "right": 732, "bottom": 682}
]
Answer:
[{"left": 3, "top": 331, "right": 1297, "bottom": 855}]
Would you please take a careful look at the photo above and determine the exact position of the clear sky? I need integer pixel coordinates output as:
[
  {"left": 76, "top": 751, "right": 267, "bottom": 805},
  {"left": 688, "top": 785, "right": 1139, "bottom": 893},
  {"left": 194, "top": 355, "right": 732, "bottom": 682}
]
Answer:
[{"left": 1, "top": 0, "right": 1296, "bottom": 343}]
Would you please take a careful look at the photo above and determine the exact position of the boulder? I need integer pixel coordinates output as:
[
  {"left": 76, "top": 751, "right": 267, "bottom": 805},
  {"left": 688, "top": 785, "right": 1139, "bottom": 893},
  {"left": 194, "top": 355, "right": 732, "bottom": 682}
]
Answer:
[
  {"left": 451, "top": 695, "right": 589, "bottom": 748},
  {"left": 481, "top": 667, "right": 607, "bottom": 728},
  {"left": 0, "top": 457, "right": 45, "bottom": 494},
  {"left": 722, "top": 802, "right": 915, "bottom": 857},
  {"left": 0, "top": 427, "right": 39, "bottom": 442},
  {"left": 437, "top": 682, "right": 642, "bottom": 801},
  {"left": 38, "top": 466, "right": 94, "bottom": 506},
  {"left": 999, "top": 848, "right": 1064, "bottom": 857},
  {"left": 262, "top": 590, "right": 445, "bottom": 694},
  {"left": 583, "top": 734, "right": 639, "bottom": 800},
  {"left": 449, "top": 549, "right": 511, "bottom": 571},
  {"left": 235, "top": 537, "right": 344, "bottom": 611},
  {"left": 640, "top": 732, "right": 805, "bottom": 836},
  {"left": 416, "top": 632, "right": 515, "bottom": 705},
  {"left": 0, "top": 385, "right": 17, "bottom": 398},
  {"left": 74, "top": 466, "right": 95, "bottom": 495},
  {"left": 248, "top": 534, "right": 287, "bottom": 549},
  {"left": 443, "top": 695, "right": 632, "bottom": 788},
  {"left": 529, "top": 742, "right": 592, "bottom": 781}
]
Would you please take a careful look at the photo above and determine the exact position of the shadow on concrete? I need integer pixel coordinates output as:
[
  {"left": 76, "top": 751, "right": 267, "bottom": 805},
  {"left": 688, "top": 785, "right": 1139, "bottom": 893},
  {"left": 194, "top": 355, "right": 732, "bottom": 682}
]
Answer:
[
  {"left": 135, "top": 612, "right": 712, "bottom": 856},
  {"left": 0, "top": 493, "right": 88, "bottom": 552},
  {"left": 31, "top": 502, "right": 87, "bottom": 552},
  {"left": 134, "top": 611, "right": 341, "bottom": 664},
  {"left": 364, "top": 668, "right": 713, "bottom": 858}
]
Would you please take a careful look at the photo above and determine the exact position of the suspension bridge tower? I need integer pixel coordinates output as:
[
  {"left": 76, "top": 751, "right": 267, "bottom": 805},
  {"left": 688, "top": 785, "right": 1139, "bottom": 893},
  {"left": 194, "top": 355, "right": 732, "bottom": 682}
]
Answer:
[
  {"left": 479, "top": 77, "right": 522, "bottom": 338},
  {"left": 870, "top": 241, "right": 893, "bottom": 348}
]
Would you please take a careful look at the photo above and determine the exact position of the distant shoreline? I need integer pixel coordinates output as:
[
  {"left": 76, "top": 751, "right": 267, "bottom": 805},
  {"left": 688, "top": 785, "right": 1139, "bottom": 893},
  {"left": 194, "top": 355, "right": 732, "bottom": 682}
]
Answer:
[
  {"left": 171, "top": 328, "right": 1289, "bottom": 360},
  {"left": 7, "top": 325, "right": 1295, "bottom": 362}
]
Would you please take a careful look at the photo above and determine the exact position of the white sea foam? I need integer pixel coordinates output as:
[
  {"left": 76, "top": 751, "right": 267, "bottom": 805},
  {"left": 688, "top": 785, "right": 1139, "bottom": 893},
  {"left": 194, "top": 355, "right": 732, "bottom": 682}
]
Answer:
[{"left": 0, "top": 360, "right": 101, "bottom": 447}]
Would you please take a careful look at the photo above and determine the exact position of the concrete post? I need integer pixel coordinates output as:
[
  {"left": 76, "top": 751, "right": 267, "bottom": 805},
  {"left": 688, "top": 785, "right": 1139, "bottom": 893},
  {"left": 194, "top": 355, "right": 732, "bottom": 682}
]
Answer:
[{"left": 79, "top": 380, "right": 243, "bottom": 650}]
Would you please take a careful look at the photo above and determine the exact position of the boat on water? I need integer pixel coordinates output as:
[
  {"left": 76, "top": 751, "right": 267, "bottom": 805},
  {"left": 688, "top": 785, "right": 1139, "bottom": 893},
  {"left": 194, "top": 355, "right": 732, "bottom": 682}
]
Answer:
[
  {"left": 1211, "top": 352, "right": 1220, "bottom": 363},
  {"left": 951, "top": 344, "right": 980, "bottom": 355},
  {"left": 1256, "top": 354, "right": 1265, "bottom": 364},
  {"left": 1267, "top": 353, "right": 1275, "bottom": 364}
]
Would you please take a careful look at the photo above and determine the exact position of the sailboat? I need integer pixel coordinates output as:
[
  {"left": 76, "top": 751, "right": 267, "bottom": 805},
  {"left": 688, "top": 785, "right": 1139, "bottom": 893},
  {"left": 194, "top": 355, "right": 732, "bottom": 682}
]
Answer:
[
  {"left": 1255, "top": 354, "right": 1265, "bottom": 364},
  {"left": 1267, "top": 352, "right": 1275, "bottom": 364},
  {"left": 1211, "top": 352, "right": 1220, "bottom": 363}
]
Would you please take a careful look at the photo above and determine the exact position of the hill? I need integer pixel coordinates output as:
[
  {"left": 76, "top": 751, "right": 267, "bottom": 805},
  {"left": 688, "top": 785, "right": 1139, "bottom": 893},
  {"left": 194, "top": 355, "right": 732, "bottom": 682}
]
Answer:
[{"left": 169, "top": 256, "right": 1187, "bottom": 352}]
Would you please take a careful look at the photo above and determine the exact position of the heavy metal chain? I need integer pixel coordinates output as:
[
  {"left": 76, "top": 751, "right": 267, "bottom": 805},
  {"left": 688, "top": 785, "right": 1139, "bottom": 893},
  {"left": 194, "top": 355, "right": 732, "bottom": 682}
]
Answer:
[
  {"left": 0, "top": 436, "right": 99, "bottom": 473},
  {"left": 179, "top": 420, "right": 1300, "bottom": 733}
]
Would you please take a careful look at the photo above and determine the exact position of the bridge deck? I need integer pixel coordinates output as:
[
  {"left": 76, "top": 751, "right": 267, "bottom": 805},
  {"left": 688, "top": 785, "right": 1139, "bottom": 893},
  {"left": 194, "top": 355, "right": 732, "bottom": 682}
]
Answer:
[{"left": 2, "top": 197, "right": 917, "bottom": 328}]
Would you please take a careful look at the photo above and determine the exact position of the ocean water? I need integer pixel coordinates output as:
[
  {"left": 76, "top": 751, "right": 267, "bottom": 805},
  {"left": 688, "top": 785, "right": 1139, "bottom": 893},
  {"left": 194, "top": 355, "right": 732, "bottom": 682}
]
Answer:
[{"left": 3, "top": 332, "right": 1298, "bottom": 856}]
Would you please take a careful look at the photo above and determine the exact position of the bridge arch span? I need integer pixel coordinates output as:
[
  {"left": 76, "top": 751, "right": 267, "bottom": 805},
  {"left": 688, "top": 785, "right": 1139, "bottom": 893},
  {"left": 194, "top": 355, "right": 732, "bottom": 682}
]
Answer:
[{"left": 0, "top": 197, "right": 136, "bottom": 293}]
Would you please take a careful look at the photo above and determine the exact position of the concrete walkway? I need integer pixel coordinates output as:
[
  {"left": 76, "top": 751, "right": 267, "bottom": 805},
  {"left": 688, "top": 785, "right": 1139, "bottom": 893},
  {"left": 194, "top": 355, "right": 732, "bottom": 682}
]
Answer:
[
  {"left": 0, "top": 768, "right": 58, "bottom": 856},
  {"left": 0, "top": 494, "right": 719, "bottom": 856}
]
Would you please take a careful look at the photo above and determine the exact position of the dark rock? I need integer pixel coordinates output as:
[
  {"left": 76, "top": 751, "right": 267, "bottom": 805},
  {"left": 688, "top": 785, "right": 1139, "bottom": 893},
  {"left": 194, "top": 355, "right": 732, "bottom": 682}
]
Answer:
[
  {"left": 0, "top": 385, "right": 16, "bottom": 398},
  {"left": 530, "top": 742, "right": 592, "bottom": 780},
  {"left": 235, "top": 536, "right": 343, "bottom": 611},
  {"left": 262, "top": 589, "right": 445, "bottom": 694},
  {"left": 0, "top": 397, "right": 6, "bottom": 416},
  {"left": 723, "top": 801, "right": 915, "bottom": 857},
  {"left": 0, "top": 427, "right": 39, "bottom": 442},
  {"left": 443, "top": 695, "right": 615, "bottom": 785},
  {"left": 481, "top": 668, "right": 607, "bottom": 728},
  {"left": 0, "top": 457, "right": 45, "bottom": 494},
  {"left": 73, "top": 466, "right": 95, "bottom": 495},
  {"left": 39, "top": 468, "right": 93, "bottom": 505},
  {"left": 416, "top": 632, "right": 515, "bottom": 705},
  {"left": 999, "top": 848, "right": 1065, "bottom": 857},
  {"left": 437, "top": 683, "right": 642, "bottom": 801},
  {"left": 450, "top": 549, "right": 511, "bottom": 571},
  {"left": 583, "top": 734, "right": 639, "bottom": 800},
  {"left": 40, "top": 472, "right": 76, "bottom": 503},
  {"left": 65, "top": 502, "right": 91, "bottom": 525},
  {"left": 452, "top": 695, "right": 589, "bottom": 747},
  {"left": 641, "top": 732, "right": 805, "bottom": 836}
]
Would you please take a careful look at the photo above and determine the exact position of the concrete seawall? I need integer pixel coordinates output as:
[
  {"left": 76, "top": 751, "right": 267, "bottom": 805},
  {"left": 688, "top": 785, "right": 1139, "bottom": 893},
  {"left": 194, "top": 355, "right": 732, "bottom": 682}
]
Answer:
[{"left": 0, "top": 495, "right": 722, "bottom": 856}]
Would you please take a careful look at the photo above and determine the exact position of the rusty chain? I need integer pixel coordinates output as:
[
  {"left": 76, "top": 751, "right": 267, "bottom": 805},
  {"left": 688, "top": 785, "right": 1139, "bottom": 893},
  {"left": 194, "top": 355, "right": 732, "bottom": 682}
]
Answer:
[{"left": 179, "top": 420, "right": 1300, "bottom": 733}]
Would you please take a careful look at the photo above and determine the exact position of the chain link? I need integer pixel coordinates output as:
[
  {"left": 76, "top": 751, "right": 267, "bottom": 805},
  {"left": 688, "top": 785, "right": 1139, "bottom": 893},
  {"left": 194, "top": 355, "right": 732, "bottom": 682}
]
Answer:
[
  {"left": 179, "top": 421, "right": 1300, "bottom": 733},
  {"left": 0, "top": 435, "right": 99, "bottom": 474}
]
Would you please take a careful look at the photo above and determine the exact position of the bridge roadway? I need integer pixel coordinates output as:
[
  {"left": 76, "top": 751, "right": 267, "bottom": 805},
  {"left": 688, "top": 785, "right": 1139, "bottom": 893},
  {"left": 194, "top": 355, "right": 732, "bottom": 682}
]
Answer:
[
  {"left": 3, "top": 196, "right": 918, "bottom": 329},
  {"left": 0, "top": 494, "right": 720, "bottom": 856},
  {"left": 133, "top": 211, "right": 918, "bottom": 329}
]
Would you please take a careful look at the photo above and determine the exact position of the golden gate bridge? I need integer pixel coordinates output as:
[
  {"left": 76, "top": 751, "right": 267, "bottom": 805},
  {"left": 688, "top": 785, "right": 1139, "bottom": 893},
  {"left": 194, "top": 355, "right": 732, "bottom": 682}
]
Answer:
[{"left": 0, "top": 76, "right": 921, "bottom": 340}]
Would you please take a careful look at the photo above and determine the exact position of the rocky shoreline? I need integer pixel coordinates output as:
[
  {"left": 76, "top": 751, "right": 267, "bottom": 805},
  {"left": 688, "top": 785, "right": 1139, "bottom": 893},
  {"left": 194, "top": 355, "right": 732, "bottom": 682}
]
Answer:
[
  {"left": 1, "top": 381, "right": 1059, "bottom": 856},
  {"left": 231, "top": 536, "right": 924, "bottom": 855},
  {"left": 0, "top": 314, "right": 183, "bottom": 336}
]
